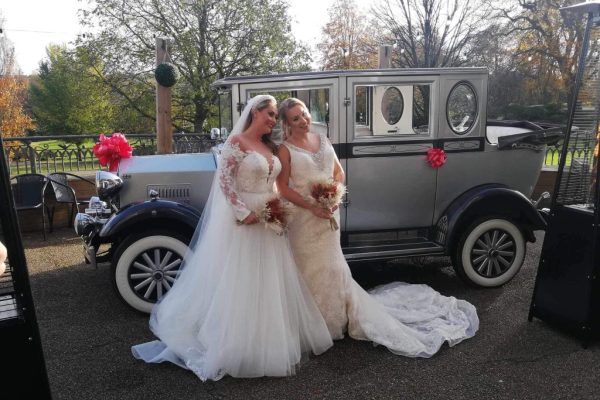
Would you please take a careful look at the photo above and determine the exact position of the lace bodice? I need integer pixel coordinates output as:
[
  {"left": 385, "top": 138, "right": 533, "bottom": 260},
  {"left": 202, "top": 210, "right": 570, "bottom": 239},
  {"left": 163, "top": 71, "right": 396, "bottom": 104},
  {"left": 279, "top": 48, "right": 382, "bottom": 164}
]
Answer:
[
  {"left": 218, "top": 141, "right": 281, "bottom": 221},
  {"left": 284, "top": 133, "right": 335, "bottom": 196}
]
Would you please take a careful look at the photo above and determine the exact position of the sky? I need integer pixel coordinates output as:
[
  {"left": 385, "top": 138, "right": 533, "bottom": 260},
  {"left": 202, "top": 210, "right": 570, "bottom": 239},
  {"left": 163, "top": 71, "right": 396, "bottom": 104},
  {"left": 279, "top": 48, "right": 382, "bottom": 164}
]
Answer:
[{"left": 0, "top": 0, "right": 376, "bottom": 75}]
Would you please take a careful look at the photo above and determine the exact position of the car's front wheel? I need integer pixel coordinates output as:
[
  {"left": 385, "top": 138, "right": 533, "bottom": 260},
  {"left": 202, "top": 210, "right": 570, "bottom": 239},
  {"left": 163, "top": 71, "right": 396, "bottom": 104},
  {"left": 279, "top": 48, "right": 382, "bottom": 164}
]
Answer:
[
  {"left": 112, "top": 232, "right": 189, "bottom": 313},
  {"left": 453, "top": 218, "right": 525, "bottom": 287}
]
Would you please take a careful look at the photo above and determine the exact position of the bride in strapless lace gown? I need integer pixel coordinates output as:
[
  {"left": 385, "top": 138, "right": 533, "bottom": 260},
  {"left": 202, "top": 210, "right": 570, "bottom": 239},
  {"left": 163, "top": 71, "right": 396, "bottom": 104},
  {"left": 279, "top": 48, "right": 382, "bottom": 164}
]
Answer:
[
  {"left": 277, "top": 98, "right": 479, "bottom": 358},
  {"left": 131, "top": 95, "right": 332, "bottom": 381}
]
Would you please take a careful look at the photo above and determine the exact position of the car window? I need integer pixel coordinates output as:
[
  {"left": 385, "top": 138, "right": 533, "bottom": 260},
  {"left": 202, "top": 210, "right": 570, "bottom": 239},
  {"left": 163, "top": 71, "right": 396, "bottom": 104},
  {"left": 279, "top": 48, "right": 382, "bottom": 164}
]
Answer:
[
  {"left": 248, "top": 87, "right": 331, "bottom": 140},
  {"left": 354, "top": 84, "right": 431, "bottom": 137},
  {"left": 447, "top": 82, "right": 478, "bottom": 135}
]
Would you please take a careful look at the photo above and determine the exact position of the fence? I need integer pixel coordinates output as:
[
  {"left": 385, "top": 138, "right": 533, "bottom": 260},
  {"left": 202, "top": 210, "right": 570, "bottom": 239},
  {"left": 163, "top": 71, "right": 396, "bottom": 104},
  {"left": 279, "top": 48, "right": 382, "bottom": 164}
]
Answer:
[
  {"left": 2, "top": 133, "right": 220, "bottom": 176},
  {"left": 0, "top": 132, "right": 576, "bottom": 176}
]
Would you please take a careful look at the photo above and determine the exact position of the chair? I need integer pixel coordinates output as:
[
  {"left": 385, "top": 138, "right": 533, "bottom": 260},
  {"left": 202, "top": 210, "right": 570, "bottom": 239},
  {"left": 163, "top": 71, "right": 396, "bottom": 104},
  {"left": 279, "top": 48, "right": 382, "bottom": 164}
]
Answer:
[
  {"left": 10, "top": 173, "right": 52, "bottom": 240},
  {"left": 46, "top": 172, "right": 95, "bottom": 229}
]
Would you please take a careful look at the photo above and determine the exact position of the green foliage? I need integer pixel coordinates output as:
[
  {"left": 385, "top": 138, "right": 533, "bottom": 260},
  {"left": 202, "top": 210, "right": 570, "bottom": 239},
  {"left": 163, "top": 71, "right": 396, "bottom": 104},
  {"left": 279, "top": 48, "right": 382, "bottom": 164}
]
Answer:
[
  {"left": 78, "top": 0, "right": 311, "bottom": 133},
  {"left": 29, "top": 45, "right": 115, "bottom": 135},
  {"left": 502, "top": 103, "right": 567, "bottom": 124}
]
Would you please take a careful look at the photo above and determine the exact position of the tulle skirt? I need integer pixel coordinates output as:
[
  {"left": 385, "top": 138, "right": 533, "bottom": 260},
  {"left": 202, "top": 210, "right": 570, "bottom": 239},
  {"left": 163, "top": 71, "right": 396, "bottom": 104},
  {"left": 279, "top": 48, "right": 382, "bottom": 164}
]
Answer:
[{"left": 132, "top": 192, "right": 333, "bottom": 381}]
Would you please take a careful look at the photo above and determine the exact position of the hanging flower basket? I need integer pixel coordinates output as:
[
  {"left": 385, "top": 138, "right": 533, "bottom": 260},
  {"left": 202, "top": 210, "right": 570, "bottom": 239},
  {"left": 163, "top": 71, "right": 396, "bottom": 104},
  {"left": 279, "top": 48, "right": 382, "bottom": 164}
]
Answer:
[{"left": 154, "top": 63, "right": 178, "bottom": 87}]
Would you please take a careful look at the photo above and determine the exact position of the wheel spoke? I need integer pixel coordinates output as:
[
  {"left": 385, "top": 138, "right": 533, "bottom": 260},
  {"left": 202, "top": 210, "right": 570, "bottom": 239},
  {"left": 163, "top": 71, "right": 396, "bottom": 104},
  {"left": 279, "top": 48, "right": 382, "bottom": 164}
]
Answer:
[
  {"left": 132, "top": 262, "right": 153, "bottom": 273},
  {"left": 485, "top": 260, "right": 493, "bottom": 276},
  {"left": 491, "top": 230, "right": 499, "bottom": 247},
  {"left": 164, "top": 270, "right": 180, "bottom": 277},
  {"left": 141, "top": 252, "right": 156, "bottom": 269},
  {"left": 495, "top": 232, "right": 508, "bottom": 247},
  {"left": 483, "top": 233, "right": 493, "bottom": 248},
  {"left": 493, "top": 259, "right": 503, "bottom": 275},
  {"left": 475, "top": 238, "right": 489, "bottom": 250},
  {"left": 159, "top": 251, "right": 173, "bottom": 268},
  {"left": 472, "top": 249, "right": 487, "bottom": 255},
  {"left": 497, "top": 241, "right": 514, "bottom": 251},
  {"left": 130, "top": 272, "right": 152, "bottom": 279},
  {"left": 161, "top": 279, "right": 172, "bottom": 291},
  {"left": 157, "top": 281, "right": 163, "bottom": 299},
  {"left": 497, "top": 250, "right": 514, "bottom": 257},
  {"left": 163, "top": 259, "right": 182, "bottom": 271},
  {"left": 134, "top": 277, "right": 153, "bottom": 291},
  {"left": 143, "top": 280, "right": 157, "bottom": 299},
  {"left": 473, "top": 254, "right": 487, "bottom": 264},
  {"left": 165, "top": 276, "right": 177, "bottom": 283},
  {"left": 154, "top": 249, "right": 161, "bottom": 268},
  {"left": 476, "top": 258, "right": 489, "bottom": 274},
  {"left": 497, "top": 255, "right": 512, "bottom": 267}
]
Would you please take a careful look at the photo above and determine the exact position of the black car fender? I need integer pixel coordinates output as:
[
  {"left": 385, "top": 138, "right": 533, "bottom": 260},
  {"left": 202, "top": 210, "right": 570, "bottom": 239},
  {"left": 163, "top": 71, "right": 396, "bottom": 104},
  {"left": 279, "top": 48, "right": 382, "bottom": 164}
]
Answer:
[
  {"left": 436, "top": 184, "right": 546, "bottom": 251},
  {"left": 99, "top": 199, "right": 201, "bottom": 240}
]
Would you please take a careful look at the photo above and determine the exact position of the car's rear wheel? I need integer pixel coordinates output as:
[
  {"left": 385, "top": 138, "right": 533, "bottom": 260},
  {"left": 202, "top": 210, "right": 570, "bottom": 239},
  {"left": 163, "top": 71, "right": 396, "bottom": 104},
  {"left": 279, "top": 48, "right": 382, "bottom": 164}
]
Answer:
[
  {"left": 112, "top": 231, "right": 189, "bottom": 313},
  {"left": 453, "top": 218, "right": 525, "bottom": 287}
]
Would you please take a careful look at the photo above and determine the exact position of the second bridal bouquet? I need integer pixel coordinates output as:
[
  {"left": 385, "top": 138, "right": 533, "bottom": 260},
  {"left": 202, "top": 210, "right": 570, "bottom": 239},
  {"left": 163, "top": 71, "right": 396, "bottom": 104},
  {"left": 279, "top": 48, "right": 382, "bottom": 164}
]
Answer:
[
  {"left": 256, "top": 197, "right": 293, "bottom": 235},
  {"left": 309, "top": 178, "right": 346, "bottom": 231}
]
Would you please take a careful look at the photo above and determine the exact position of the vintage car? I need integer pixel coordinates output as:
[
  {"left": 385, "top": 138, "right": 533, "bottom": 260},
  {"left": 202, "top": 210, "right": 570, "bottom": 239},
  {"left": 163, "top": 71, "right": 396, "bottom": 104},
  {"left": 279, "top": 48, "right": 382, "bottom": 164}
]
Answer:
[{"left": 75, "top": 67, "right": 561, "bottom": 313}]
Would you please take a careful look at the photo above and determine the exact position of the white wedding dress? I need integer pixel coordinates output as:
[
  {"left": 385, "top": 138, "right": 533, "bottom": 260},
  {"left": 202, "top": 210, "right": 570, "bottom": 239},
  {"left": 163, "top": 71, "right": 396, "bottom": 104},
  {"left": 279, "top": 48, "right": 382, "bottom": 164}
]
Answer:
[
  {"left": 283, "top": 134, "right": 479, "bottom": 357},
  {"left": 132, "top": 139, "right": 333, "bottom": 381}
]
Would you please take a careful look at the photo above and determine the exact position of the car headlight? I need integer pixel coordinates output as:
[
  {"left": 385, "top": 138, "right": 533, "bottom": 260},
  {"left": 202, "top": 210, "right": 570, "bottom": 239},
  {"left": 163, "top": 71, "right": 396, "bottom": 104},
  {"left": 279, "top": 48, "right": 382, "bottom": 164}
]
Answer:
[
  {"left": 96, "top": 171, "right": 123, "bottom": 201},
  {"left": 74, "top": 213, "right": 95, "bottom": 236}
]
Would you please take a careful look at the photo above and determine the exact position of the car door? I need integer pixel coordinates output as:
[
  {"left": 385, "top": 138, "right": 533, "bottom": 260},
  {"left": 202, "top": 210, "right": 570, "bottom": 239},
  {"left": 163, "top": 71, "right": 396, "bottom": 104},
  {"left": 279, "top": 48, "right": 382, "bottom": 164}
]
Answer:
[
  {"left": 236, "top": 77, "right": 347, "bottom": 227},
  {"left": 344, "top": 74, "right": 440, "bottom": 231}
]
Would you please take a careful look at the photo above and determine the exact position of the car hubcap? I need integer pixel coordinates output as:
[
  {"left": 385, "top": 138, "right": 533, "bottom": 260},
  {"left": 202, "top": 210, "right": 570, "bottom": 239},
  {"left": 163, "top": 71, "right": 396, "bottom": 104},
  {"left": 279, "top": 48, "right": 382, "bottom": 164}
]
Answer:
[
  {"left": 470, "top": 229, "right": 516, "bottom": 278},
  {"left": 128, "top": 248, "right": 183, "bottom": 302}
]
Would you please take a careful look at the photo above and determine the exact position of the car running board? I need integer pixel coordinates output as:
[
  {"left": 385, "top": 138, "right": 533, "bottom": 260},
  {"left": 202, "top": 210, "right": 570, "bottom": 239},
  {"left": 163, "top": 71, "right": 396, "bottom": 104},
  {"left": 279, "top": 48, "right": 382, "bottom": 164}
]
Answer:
[{"left": 342, "top": 240, "right": 445, "bottom": 261}]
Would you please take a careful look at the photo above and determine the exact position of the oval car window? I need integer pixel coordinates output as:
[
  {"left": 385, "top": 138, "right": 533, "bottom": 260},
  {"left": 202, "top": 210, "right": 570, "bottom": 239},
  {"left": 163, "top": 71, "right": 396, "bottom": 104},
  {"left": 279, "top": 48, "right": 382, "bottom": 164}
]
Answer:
[
  {"left": 381, "top": 87, "right": 404, "bottom": 125},
  {"left": 447, "top": 83, "right": 477, "bottom": 134}
]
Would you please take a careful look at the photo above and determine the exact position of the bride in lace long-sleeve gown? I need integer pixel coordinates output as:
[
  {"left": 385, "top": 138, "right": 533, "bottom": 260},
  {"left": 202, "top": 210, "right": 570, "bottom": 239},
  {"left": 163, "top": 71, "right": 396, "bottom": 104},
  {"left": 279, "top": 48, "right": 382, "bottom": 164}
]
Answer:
[
  {"left": 131, "top": 95, "right": 333, "bottom": 381},
  {"left": 276, "top": 98, "right": 479, "bottom": 358}
]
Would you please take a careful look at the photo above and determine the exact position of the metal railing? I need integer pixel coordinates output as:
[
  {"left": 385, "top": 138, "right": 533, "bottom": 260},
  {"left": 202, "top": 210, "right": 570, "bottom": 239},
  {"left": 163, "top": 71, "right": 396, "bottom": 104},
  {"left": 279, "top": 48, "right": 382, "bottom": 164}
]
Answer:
[
  {"left": 2, "top": 133, "right": 220, "bottom": 175},
  {"left": 0, "top": 132, "right": 574, "bottom": 175}
]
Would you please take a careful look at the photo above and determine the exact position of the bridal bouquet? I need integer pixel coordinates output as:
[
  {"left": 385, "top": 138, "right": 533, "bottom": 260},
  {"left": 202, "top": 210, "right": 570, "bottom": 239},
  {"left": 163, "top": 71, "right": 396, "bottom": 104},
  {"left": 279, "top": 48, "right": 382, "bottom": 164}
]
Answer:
[
  {"left": 256, "top": 197, "right": 293, "bottom": 235},
  {"left": 309, "top": 178, "right": 346, "bottom": 231}
]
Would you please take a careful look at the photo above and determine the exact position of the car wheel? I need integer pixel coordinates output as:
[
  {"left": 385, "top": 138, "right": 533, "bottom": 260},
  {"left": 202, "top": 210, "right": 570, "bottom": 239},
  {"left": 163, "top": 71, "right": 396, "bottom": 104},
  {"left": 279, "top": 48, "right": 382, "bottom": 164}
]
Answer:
[
  {"left": 453, "top": 218, "right": 525, "bottom": 287},
  {"left": 112, "top": 232, "right": 189, "bottom": 313}
]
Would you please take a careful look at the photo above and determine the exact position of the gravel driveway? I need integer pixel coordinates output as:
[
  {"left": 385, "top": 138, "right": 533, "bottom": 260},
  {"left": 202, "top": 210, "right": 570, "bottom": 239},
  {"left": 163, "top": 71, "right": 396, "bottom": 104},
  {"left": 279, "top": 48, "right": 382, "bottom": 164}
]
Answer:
[{"left": 23, "top": 229, "right": 600, "bottom": 400}]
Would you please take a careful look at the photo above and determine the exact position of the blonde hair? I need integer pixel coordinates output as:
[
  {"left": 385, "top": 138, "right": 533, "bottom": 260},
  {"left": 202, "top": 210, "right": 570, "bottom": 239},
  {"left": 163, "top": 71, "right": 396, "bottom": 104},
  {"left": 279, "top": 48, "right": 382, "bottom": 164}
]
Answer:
[{"left": 278, "top": 97, "right": 309, "bottom": 140}]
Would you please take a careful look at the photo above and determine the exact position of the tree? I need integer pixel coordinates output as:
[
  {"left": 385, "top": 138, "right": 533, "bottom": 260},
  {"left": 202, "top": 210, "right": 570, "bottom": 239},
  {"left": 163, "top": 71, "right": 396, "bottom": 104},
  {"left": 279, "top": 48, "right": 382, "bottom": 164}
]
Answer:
[
  {"left": 0, "top": 12, "right": 17, "bottom": 76},
  {"left": 0, "top": 14, "right": 34, "bottom": 137},
  {"left": 78, "top": 0, "right": 311, "bottom": 133},
  {"left": 488, "top": 0, "right": 584, "bottom": 106},
  {"left": 372, "top": 0, "right": 493, "bottom": 68},
  {"left": 29, "top": 45, "right": 114, "bottom": 135},
  {"left": 317, "top": 0, "right": 379, "bottom": 70}
]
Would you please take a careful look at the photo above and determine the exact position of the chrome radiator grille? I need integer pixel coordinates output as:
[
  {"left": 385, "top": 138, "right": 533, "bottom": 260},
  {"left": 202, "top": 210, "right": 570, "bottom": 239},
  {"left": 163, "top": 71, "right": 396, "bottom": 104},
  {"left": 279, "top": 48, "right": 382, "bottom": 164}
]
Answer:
[{"left": 147, "top": 184, "right": 192, "bottom": 204}]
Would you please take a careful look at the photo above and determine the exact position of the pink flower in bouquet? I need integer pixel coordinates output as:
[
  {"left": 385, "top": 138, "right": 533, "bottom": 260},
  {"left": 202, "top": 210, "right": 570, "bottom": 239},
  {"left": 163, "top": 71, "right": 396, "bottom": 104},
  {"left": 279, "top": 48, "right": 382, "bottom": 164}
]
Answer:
[
  {"left": 93, "top": 133, "right": 133, "bottom": 172},
  {"left": 426, "top": 148, "right": 447, "bottom": 168}
]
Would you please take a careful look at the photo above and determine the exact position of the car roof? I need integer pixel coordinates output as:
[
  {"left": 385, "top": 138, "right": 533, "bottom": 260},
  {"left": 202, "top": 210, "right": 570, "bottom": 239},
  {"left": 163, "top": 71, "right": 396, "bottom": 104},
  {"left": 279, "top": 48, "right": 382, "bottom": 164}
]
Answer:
[{"left": 211, "top": 67, "right": 488, "bottom": 88}]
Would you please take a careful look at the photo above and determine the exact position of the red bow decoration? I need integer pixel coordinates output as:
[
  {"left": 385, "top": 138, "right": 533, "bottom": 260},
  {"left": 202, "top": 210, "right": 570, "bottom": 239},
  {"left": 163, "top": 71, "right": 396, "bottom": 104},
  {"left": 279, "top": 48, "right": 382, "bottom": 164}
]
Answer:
[
  {"left": 92, "top": 133, "right": 133, "bottom": 172},
  {"left": 426, "top": 148, "right": 447, "bottom": 168}
]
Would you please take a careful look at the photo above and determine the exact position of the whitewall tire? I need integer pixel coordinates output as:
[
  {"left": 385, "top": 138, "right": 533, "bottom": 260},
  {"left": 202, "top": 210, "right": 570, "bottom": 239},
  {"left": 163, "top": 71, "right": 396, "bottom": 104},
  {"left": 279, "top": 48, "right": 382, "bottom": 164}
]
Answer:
[
  {"left": 113, "top": 234, "right": 188, "bottom": 313},
  {"left": 454, "top": 218, "right": 526, "bottom": 287}
]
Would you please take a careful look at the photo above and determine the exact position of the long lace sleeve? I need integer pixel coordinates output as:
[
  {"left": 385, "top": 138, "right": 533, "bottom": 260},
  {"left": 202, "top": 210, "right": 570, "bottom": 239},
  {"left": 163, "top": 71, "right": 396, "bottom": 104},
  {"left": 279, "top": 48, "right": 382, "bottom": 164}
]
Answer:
[{"left": 218, "top": 142, "right": 251, "bottom": 221}]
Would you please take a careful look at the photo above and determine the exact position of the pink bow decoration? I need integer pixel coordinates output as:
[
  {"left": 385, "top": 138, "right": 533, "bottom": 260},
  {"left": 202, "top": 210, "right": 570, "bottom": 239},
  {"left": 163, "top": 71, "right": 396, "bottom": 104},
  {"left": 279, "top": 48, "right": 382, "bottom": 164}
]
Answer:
[
  {"left": 93, "top": 133, "right": 133, "bottom": 172},
  {"left": 426, "top": 148, "right": 447, "bottom": 168}
]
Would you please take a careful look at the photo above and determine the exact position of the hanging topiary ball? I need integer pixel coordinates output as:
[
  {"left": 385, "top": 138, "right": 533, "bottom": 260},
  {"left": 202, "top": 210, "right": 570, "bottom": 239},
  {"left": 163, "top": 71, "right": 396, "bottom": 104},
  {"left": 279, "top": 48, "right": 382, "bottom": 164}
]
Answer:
[{"left": 154, "top": 63, "right": 178, "bottom": 87}]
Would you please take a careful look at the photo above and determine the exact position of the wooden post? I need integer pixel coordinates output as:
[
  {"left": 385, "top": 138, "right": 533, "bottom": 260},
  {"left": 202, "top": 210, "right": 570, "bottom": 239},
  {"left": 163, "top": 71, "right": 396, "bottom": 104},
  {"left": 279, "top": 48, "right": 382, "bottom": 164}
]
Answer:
[
  {"left": 379, "top": 45, "right": 393, "bottom": 69},
  {"left": 156, "top": 37, "right": 173, "bottom": 154}
]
